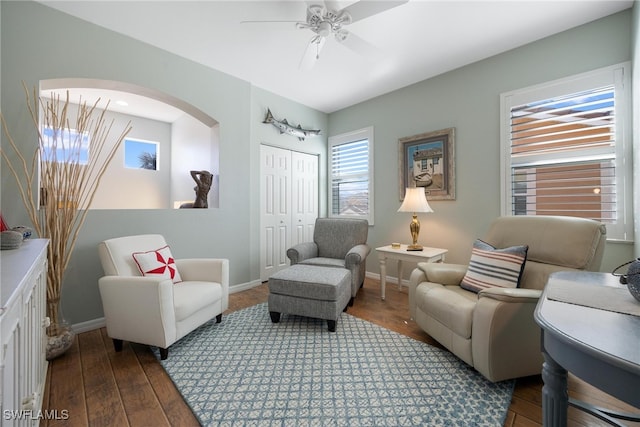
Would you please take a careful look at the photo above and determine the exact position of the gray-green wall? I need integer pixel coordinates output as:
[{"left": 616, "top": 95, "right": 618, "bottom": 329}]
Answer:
[
  {"left": 0, "top": 1, "right": 327, "bottom": 327},
  {"left": 329, "top": 9, "right": 635, "bottom": 281},
  {"left": 633, "top": 1, "right": 640, "bottom": 257},
  {"left": 1, "top": 1, "right": 636, "bottom": 327}
]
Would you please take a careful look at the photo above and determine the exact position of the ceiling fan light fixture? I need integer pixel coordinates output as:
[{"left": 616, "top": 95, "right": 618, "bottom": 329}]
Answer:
[
  {"left": 307, "top": 5, "right": 325, "bottom": 24},
  {"left": 335, "top": 29, "right": 349, "bottom": 42},
  {"left": 297, "top": 1, "right": 407, "bottom": 69},
  {"left": 335, "top": 11, "right": 352, "bottom": 26},
  {"left": 318, "top": 21, "right": 331, "bottom": 37}
]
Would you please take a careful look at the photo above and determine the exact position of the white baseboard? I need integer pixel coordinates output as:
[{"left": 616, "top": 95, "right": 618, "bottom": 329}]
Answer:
[
  {"left": 229, "top": 279, "right": 263, "bottom": 293},
  {"left": 72, "top": 279, "right": 264, "bottom": 333},
  {"left": 73, "top": 317, "right": 106, "bottom": 334},
  {"left": 365, "top": 271, "right": 400, "bottom": 285}
]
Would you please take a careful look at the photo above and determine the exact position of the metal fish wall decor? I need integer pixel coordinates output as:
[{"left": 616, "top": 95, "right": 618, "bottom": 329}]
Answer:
[{"left": 263, "top": 108, "right": 321, "bottom": 141}]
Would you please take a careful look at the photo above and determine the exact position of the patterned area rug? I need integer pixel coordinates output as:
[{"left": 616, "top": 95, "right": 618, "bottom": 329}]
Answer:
[{"left": 157, "top": 303, "right": 514, "bottom": 426}]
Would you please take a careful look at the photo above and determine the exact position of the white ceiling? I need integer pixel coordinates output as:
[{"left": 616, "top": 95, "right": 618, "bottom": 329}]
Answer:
[{"left": 39, "top": 0, "right": 633, "bottom": 115}]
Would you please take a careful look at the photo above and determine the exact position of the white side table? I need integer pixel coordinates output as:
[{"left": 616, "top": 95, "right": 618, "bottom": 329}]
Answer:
[{"left": 375, "top": 245, "right": 448, "bottom": 300}]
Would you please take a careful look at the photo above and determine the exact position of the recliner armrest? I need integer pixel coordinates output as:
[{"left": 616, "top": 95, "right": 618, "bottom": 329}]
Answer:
[
  {"left": 287, "top": 242, "right": 318, "bottom": 264},
  {"left": 417, "top": 262, "right": 468, "bottom": 285},
  {"left": 345, "top": 244, "right": 371, "bottom": 268},
  {"left": 478, "top": 287, "right": 542, "bottom": 303},
  {"left": 472, "top": 286, "right": 545, "bottom": 382}
]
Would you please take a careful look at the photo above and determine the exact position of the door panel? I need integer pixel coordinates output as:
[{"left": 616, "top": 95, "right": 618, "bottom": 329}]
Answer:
[
  {"left": 261, "top": 146, "right": 318, "bottom": 281},
  {"left": 260, "top": 146, "right": 291, "bottom": 280},
  {"left": 292, "top": 151, "right": 318, "bottom": 245}
]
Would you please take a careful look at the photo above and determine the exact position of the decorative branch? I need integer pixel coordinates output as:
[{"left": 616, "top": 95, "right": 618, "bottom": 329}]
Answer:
[{"left": 1, "top": 82, "right": 132, "bottom": 337}]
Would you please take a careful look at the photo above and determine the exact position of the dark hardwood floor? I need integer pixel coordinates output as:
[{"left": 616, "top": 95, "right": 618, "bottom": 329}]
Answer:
[{"left": 42, "top": 278, "right": 639, "bottom": 426}]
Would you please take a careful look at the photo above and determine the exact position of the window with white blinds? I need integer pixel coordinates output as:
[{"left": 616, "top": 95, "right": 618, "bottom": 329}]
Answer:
[
  {"left": 500, "top": 63, "right": 632, "bottom": 241},
  {"left": 328, "top": 127, "right": 374, "bottom": 224}
]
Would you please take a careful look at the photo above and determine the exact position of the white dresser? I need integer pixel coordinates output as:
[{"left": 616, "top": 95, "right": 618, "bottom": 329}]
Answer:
[{"left": 1, "top": 239, "right": 49, "bottom": 426}]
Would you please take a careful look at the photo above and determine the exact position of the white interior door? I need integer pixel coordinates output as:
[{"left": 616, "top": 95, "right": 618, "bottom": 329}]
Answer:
[
  {"left": 260, "top": 145, "right": 318, "bottom": 281},
  {"left": 260, "top": 145, "right": 291, "bottom": 281},
  {"left": 292, "top": 151, "right": 318, "bottom": 246}
]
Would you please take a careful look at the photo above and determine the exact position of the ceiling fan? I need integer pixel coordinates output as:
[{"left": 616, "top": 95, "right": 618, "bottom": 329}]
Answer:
[{"left": 242, "top": 1, "right": 408, "bottom": 69}]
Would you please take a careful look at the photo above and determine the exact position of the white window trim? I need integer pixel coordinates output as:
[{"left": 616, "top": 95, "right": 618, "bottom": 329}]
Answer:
[
  {"left": 42, "top": 126, "right": 90, "bottom": 165},
  {"left": 124, "top": 137, "right": 160, "bottom": 171},
  {"left": 328, "top": 126, "right": 374, "bottom": 225},
  {"left": 500, "top": 62, "right": 633, "bottom": 242}
]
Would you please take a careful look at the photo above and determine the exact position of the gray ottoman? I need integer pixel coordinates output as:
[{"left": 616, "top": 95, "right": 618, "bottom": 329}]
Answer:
[{"left": 268, "top": 264, "right": 351, "bottom": 332}]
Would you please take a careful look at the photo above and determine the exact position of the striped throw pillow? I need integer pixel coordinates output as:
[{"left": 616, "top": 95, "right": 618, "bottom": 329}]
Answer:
[{"left": 460, "top": 239, "right": 528, "bottom": 293}]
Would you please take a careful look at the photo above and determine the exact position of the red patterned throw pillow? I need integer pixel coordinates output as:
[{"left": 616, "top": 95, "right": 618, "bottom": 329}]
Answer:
[{"left": 132, "top": 245, "right": 182, "bottom": 283}]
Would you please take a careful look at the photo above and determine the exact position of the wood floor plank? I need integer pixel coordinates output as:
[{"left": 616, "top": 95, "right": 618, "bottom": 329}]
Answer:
[
  {"left": 132, "top": 343, "right": 201, "bottom": 427},
  {"left": 568, "top": 373, "right": 640, "bottom": 417},
  {"left": 100, "top": 329, "right": 171, "bottom": 427},
  {"left": 508, "top": 395, "right": 543, "bottom": 425},
  {"left": 510, "top": 413, "right": 541, "bottom": 427},
  {"left": 503, "top": 410, "right": 516, "bottom": 427},
  {"left": 42, "top": 335, "right": 88, "bottom": 427},
  {"left": 40, "top": 277, "right": 640, "bottom": 427},
  {"left": 78, "top": 329, "right": 129, "bottom": 427}
]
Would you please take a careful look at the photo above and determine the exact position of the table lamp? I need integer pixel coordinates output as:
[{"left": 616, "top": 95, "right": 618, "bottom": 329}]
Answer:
[{"left": 398, "top": 187, "right": 433, "bottom": 251}]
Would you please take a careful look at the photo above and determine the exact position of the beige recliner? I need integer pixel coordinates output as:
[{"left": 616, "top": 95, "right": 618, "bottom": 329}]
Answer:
[{"left": 408, "top": 216, "right": 606, "bottom": 382}]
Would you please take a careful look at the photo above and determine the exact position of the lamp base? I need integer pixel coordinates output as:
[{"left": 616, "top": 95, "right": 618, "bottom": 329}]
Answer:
[{"left": 406, "top": 244, "right": 423, "bottom": 251}]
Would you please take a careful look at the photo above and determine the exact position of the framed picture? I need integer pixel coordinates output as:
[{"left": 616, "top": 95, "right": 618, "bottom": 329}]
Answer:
[{"left": 398, "top": 127, "right": 455, "bottom": 200}]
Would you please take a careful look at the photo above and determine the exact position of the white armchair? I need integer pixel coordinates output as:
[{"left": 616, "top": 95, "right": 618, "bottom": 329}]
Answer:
[{"left": 98, "top": 234, "right": 229, "bottom": 359}]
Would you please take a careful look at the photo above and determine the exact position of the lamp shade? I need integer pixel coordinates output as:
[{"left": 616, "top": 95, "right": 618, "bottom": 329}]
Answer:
[{"left": 398, "top": 187, "right": 434, "bottom": 213}]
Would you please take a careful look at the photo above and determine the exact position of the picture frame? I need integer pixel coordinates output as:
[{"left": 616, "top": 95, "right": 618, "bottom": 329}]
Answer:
[{"left": 398, "top": 127, "right": 455, "bottom": 200}]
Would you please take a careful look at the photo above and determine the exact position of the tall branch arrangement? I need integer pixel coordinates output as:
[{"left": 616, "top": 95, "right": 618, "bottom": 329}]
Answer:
[{"left": 1, "top": 83, "right": 132, "bottom": 336}]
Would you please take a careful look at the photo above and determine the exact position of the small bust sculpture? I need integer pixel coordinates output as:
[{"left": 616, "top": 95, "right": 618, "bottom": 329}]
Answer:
[{"left": 190, "top": 170, "right": 214, "bottom": 208}]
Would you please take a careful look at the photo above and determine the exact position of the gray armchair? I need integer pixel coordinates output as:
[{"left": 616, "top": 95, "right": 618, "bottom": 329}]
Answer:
[{"left": 287, "top": 218, "right": 370, "bottom": 302}]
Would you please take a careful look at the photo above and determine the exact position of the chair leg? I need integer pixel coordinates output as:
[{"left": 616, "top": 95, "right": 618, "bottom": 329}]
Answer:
[
  {"left": 113, "top": 339, "right": 123, "bottom": 353},
  {"left": 327, "top": 320, "right": 337, "bottom": 332},
  {"left": 216, "top": 313, "right": 222, "bottom": 323},
  {"left": 159, "top": 348, "right": 169, "bottom": 360},
  {"left": 269, "top": 311, "right": 281, "bottom": 323}
]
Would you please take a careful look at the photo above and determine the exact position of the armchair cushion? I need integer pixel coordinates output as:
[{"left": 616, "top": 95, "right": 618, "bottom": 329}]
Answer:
[
  {"left": 299, "top": 257, "right": 345, "bottom": 269},
  {"left": 416, "top": 282, "right": 477, "bottom": 338},
  {"left": 460, "top": 239, "right": 528, "bottom": 293},
  {"left": 133, "top": 245, "right": 182, "bottom": 283},
  {"left": 173, "top": 281, "right": 223, "bottom": 320}
]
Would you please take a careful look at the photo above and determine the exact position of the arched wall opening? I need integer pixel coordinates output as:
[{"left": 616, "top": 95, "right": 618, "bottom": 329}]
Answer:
[{"left": 39, "top": 78, "right": 220, "bottom": 209}]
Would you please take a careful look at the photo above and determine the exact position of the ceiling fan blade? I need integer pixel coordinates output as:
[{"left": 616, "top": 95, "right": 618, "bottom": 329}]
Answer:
[
  {"left": 340, "top": 0, "right": 408, "bottom": 23},
  {"left": 299, "top": 36, "right": 326, "bottom": 70},
  {"left": 322, "top": 1, "right": 343, "bottom": 15},
  {"left": 240, "top": 20, "right": 301, "bottom": 24},
  {"left": 338, "top": 32, "right": 383, "bottom": 61}
]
